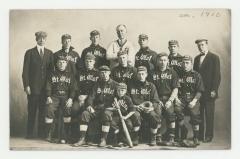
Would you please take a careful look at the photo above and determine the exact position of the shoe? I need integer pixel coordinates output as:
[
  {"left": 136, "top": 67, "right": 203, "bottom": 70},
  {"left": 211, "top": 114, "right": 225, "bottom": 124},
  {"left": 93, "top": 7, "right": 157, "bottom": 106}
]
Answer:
[
  {"left": 149, "top": 134, "right": 156, "bottom": 146},
  {"left": 203, "top": 137, "right": 212, "bottom": 143},
  {"left": 99, "top": 138, "right": 107, "bottom": 147},
  {"left": 156, "top": 135, "right": 162, "bottom": 145},
  {"left": 193, "top": 138, "right": 200, "bottom": 146},
  {"left": 72, "top": 138, "right": 86, "bottom": 147},
  {"left": 132, "top": 138, "right": 139, "bottom": 146},
  {"left": 164, "top": 135, "right": 175, "bottom": 146}
]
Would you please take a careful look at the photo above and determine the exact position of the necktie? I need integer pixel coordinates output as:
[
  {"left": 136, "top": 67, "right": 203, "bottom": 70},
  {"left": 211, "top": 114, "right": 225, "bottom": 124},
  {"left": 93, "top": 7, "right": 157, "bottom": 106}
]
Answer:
[{"left": 40, "top": 49, "right": 44, "bottom": 59}]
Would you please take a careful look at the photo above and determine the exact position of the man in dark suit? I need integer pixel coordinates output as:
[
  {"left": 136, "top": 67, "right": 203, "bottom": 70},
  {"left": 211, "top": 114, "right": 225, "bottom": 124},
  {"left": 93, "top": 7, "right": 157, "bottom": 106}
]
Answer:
[
  {"left": 22, "top": 31, "right": 54, "bottom": 139},
  {"left": 193, "top": 39, "right": 221, "bottom": 143}
]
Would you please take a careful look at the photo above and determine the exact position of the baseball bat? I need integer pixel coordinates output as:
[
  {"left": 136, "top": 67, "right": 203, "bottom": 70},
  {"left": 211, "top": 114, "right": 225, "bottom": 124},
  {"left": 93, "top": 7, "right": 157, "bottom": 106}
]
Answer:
[{"left": 114, "top": 98, "right": 133, "bottom": 148}]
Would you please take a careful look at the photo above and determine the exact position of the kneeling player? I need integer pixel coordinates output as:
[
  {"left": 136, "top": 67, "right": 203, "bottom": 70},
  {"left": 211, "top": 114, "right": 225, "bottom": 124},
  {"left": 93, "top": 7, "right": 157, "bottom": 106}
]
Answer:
[
  {"left": 45, "top": 56, "right": 76, "bottom": 144},
  {"left": 128, "top": 66, "right": 161, "bottom": 146},
  {"left": 175, "top": 55, "right": 204, "bottom": 146},
  {"left": 102, "top": 83, "right": 141, "bottom": 147}
]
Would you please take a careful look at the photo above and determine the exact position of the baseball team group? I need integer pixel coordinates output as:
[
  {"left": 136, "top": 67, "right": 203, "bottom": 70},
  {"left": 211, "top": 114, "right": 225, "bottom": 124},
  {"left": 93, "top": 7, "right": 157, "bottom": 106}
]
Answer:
[{"left": 22, "top": 24, "right": 221, "bottom": 148}]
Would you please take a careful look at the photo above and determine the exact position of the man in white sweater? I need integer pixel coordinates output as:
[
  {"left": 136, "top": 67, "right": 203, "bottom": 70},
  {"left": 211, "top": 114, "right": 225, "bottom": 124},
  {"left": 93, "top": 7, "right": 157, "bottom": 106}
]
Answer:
[{"left": 107, "top": 24, "right": 135, "bottom": 68}]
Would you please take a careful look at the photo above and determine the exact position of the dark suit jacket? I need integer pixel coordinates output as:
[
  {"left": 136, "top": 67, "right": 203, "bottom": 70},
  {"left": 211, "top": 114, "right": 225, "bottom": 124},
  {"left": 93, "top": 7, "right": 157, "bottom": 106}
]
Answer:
[
  {"left": 193, "top": 51, "right": 221, "bottom": 99},
  {"left": 22, "top": 46, "right": 54, "bottom": 95}
]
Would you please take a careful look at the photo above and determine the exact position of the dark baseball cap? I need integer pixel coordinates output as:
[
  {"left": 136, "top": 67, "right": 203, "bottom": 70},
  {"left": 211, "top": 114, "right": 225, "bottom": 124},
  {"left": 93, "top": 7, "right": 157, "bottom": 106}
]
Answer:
[
  {"left": 99, "top": 65, "right": 110, "bottom": 71},
  {"left": 195, "top": 39, "right": 208, "bottom": 44}
]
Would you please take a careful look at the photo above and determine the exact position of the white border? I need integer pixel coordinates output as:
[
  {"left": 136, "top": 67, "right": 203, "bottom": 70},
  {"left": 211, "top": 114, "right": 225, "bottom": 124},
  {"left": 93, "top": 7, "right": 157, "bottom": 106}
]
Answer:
[{"left": 1, "top": 0, "right": 239, "bottom": 159}]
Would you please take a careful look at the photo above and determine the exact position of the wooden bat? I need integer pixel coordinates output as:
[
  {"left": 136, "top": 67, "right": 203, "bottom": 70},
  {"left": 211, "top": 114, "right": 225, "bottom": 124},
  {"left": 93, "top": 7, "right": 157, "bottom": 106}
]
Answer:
[{"left": 114, "top": 98, "right": 133, "bottom": 148}]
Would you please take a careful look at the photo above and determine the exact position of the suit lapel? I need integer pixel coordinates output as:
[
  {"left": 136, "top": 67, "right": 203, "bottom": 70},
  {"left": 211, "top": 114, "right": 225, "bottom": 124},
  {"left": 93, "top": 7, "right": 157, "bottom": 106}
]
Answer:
[{"left": 34, "top": 47, "right": 42, "bottom": 60}]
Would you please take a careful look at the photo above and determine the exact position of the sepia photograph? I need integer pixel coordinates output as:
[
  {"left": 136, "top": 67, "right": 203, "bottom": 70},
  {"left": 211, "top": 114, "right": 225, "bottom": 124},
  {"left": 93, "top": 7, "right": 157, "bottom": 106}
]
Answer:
[{"left": 9, "top": 9, "right": 230, "bottom": 150}]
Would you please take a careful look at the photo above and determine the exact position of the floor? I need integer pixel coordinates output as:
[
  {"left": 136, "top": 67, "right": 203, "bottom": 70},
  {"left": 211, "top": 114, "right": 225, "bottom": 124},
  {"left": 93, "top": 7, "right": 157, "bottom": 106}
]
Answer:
[{"left": 10, "top": 137, "right": 230, "bottom": 150}]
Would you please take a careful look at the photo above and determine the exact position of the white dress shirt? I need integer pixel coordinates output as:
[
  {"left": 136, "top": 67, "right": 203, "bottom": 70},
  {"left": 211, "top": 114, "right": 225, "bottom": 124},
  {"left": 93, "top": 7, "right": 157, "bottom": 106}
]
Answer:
[
  {"left": 199, "top": 51, "right": 208, "bottom": 67},
  {"left": 36, "top": 45, "right": 45, "bottom": 55}
]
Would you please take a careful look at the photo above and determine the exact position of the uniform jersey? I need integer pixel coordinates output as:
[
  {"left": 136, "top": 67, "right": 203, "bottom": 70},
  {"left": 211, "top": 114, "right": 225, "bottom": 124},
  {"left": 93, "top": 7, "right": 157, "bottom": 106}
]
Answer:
[
  {"left": 178, "top": 70, "right": 205, "bottom": 102},
  {"left": 110, "top": 65, "right": 137, "bottom": 86},
  {"left": 81, "top": 44, "right": 108, "bottom": 68},
  {"left": 135, "top": 47, "right": 157, "bottom": 73},
  {"left": 168, "top": 53, "right": 183, "bottom": 75},
  {"left": 128, "top": 80, "right": 160, "bottom": 107},
  {"left": 54, "top": 46, "right": 80, "bottom": 76},
  {"left": 149, "top": 67, "right": 180, "bottom": 97},
  {"left": 111, "top": 95, "right": 135, "bottom": 116},
  {"left": 76, "top": 68, "right": 99, "bottom": 96},
  {"left": 86, "top": 79, "right": 118, "bottom": 110},
  {"left": 46, "top": 70, "right": 76, "bottom": 99}
]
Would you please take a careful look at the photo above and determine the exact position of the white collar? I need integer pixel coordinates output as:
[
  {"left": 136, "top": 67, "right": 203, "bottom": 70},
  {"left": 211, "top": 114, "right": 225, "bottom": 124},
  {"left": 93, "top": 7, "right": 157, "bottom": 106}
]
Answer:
[{"left": 37, "top": 45, "right": 44, "bottom": 52}]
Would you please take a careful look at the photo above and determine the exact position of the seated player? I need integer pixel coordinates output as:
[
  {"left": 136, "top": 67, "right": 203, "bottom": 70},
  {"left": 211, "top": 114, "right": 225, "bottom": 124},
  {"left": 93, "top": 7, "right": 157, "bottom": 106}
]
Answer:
[
  {"left": 72, "top": 65, "right": 118, "bottom": 147},
  {"left": 101, "top": 83, "right": 141, "bottom": 147},
  {"left": 149, "top": 52, "right": 179, "bottom": 145},
  {"left": 71, "top": 53, "right": 99, "bottom": 142},
  {"left": 175, "top": 55, "right": 204, "bottom": 146},
  {"left": 128, "top": 66, "right": 161, "bottom": 146},
  {"left": 45, "top": 56, "right": 76, "bottom": 144},
  {"left": 111, "top": 49, "right": 137, "bottom": 86}
]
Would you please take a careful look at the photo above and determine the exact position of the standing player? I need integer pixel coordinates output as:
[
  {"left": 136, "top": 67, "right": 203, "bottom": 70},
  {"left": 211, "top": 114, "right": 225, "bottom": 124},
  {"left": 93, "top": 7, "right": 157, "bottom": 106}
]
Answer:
[
  {"left": 45, "top": 56, "right": 76, "bottom": 144},
  {"left": 80, "top": 30, "right": 108, "bottom": 69},
  {"left": 149, "top": 52, "right": 179, "bottom": 145},
  {"left": 72, "top": 65, "right": 118, "bottom": 147},
  {"left": 101, "top": 83, "right": 141, "bottom": 146},
  {"left": 111, "top": 50, "right": 137, "bottom": 86},
  {"left": 22, "top": 31, "right": 54, "bottom": 139},
  {"left": 54, "top": 34, "right": 80, "bottom": 76},
  {"left": 168, "top": 40, "right": 183, "bottom": 75},
  {"left": 128, "top": 66, "right": 161, "bottom": 146},
  {"left": 175, "top": 55, "right": 204, "bottom": 145},
  {"left": 193, "top": 39, "right": 221, "bottom": 143},
  {"left": 107, "top": 24, "right": 135, "bottom": 68},
  {"left": 135, "top": 34, "right": 158, "bottom": 74}
]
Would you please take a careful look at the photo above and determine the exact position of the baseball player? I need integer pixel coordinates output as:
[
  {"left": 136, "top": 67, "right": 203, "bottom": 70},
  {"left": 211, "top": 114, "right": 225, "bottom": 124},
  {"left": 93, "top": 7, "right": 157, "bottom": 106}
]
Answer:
[
  {"left": 175, "top": 55, "right": 204, "bottom": 146},
  {"left": 168, "top": 40, "right": 183, "bottom": 75},
  {"left": 45, "top": 56, "right": 76, "bottom": 144},
  {"left": 107, "top": 24, "right": 135, "bottom": 68},
  {"left": 111, "top": 49, "right": 137, "bottom": 86},
  {"left": 101, "top": 83, "right": 141, "bottom": 147},
  {"left": 71, "top": 53, "right": 100, "bottom": 141},
  {"left": 80, "top": 30, "right": 108, "bottom": 69},
  {"left": 54, "top": 34, "right": 80, "bottom": 76},
  {"left": 128, "top": 66, "right": 161, "bottom": 146},
  {"left": 149, "top": 52, "right": 179, "bottom": 145},
  {"left": 72, "top": 65, "right": 118, "bottom": 147},
  {"left": 135, "top": 34, "right": 158, "bottom": 74}
]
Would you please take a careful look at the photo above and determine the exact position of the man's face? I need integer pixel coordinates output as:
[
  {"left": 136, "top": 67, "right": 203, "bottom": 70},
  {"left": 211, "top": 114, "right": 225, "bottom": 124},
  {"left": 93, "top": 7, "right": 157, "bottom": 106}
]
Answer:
[
  {"left": 182, "top": 60, "right": 192, "bottom": 72},
  {"left": 62, "top": 38, "right": 71, "bottom": 50},
  {"left": 57, "top": 60, "right": 68, "bottom": 71},
  {"left": 118, "top": 54, "right": 128, "bottom": 66},
  {"left": 138, "top": 38, "right": 148, "bottom": 48},
  {"left": 137, "top": 71, "right": 148, "bottom": 82},
  {"left": 36, "top": 37, "right": 46, "bottom": 46},
  {"left": 85, "top": 59, "right": 95, "bottom": 70},
  {"left": 168, "top": 44, "right": 179, "bottom": 55},
  {"left": 117, "top": 88, "right": 127, "bottom": 97},
  {"left": 197, "top": 41, "right": 208, "bottom": 53},
  {"left": 100, "top": 71, "right": 111, "bottom": 81},
  {"left": 117, "top": 25, "right": 127, "bottom": 40},
  {"left": 157, "top": 56, "right": 168, "bottom": 70},
  {"left": 90, "top": 35, "right": 100, "bottom": 45}
]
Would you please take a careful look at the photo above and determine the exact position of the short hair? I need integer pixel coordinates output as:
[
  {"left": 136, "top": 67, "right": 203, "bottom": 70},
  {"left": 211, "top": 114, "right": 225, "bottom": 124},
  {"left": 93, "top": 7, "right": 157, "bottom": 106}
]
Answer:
[{"left": 116, "top": 24, "right": 127, "bottom": 32}]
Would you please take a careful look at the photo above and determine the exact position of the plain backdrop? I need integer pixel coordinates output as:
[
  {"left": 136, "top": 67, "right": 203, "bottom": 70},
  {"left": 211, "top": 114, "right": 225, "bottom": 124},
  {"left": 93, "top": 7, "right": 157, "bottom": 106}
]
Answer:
[{"left": 9, "top": 9, "right": 230, "bottom": 146}]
